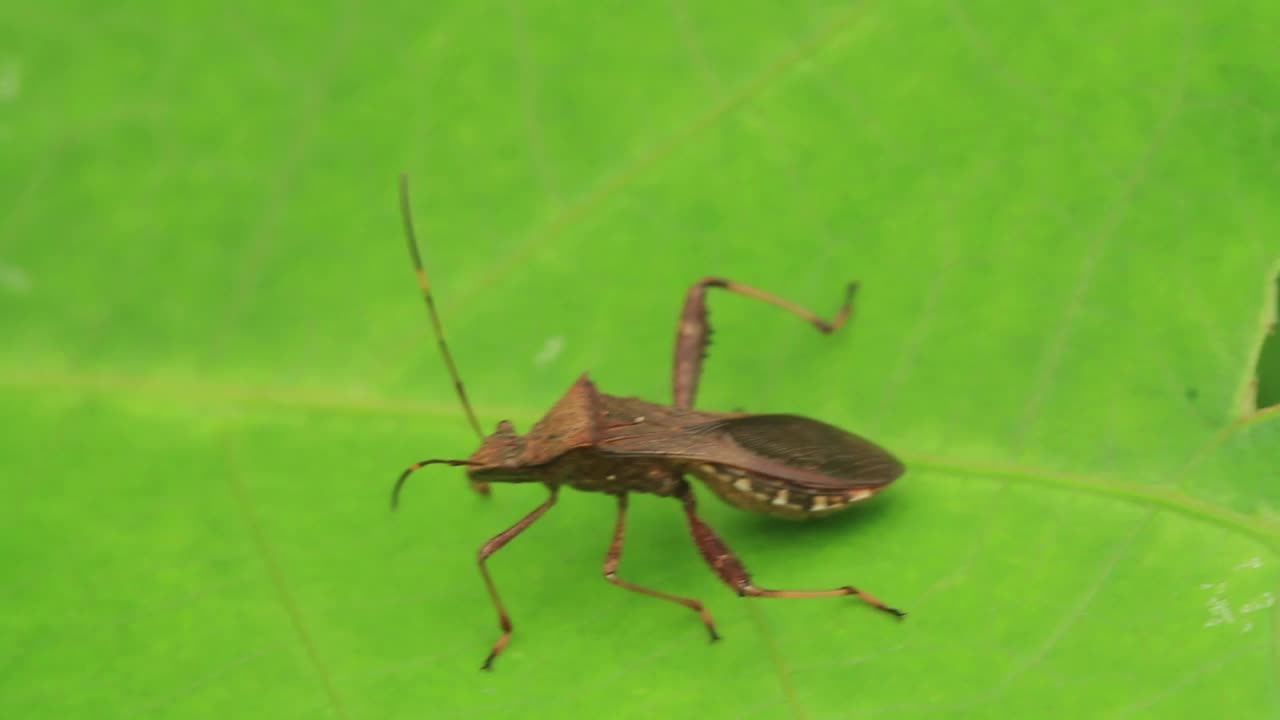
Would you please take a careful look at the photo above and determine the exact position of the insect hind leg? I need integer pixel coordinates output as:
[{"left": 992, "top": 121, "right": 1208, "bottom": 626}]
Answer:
[
  {"left": 671, "top": 277, "right": 857, "bottom": 409},
  {"left": 677, "top": 484, "right": 904, "bottom": 619}
]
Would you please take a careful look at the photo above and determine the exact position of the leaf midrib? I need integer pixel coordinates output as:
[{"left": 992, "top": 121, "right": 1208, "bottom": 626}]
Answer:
[{"left": 7, "top": 365, "right": 1278, "bottom": 545}]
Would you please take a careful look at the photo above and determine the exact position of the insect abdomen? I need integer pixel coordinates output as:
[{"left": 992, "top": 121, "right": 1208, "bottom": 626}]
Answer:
[{"left": 688, "top": 462, "right": 878, "bottom": 520}]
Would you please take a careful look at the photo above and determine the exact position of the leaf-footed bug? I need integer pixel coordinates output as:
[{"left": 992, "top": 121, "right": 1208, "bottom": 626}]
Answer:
[{"left": 392, "top": 175, "right": 905, "bottom": 670}]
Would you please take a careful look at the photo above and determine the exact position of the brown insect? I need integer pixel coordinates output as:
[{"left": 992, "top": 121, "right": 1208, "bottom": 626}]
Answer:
[{"left": 393, "top": 175, "right": 905, "bottom": 670}]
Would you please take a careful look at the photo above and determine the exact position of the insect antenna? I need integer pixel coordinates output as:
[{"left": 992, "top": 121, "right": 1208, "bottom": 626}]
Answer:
[
  {"left": 398, "top": 173, "right": 486, "bottom": 441},
  {"left": 392, "top": 458, "right": 479, "bottom": 510}
]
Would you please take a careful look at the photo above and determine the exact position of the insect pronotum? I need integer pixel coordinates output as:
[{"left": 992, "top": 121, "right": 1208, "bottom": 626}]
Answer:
[{"left": 393, "top": 174, "right": 905, "bottom": 670}]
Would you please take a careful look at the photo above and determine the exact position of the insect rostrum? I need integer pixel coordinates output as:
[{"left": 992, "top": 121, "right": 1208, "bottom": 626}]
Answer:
[{"left": 393, "top": 175, "right": 905, "bottom": 670}]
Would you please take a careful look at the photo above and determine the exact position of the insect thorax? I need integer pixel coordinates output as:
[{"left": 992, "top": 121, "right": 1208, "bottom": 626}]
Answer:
[
  {"left": 549, "top": 448, "right": 684, "bottom": 496},
  {"left": 688, "top": 462, "right": 877, "bottom": 520}
]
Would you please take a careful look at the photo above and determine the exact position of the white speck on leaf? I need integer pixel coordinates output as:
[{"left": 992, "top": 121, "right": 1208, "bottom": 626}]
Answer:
[
  {"left": 1204, "top": 595, "right": 1235, "bottom": 627},
  {"left": 1241, "top": 592, "right": 1274, "bottom": 614},
  {"left": 0, "top": 261, "right": 32, "bottom": 294},
  {"left": 0, "top": 61, "right": 21, "bottom": 101},
  {"left": 1201, "top": 566, "right": 1274, "bottom": 632},
  {"left": 533, "top": 335, "right": 564, "bottom": 367}
]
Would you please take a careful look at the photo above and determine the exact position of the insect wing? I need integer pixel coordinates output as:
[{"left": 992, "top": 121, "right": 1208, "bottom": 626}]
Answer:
[{"left": 693, "top": 414, "right": 903, "bottom": 490}]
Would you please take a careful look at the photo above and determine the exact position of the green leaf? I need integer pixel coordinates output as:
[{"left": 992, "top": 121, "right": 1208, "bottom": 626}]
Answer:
[{"left": 4, "top": 1, "right": 1279, "bottom": 717}]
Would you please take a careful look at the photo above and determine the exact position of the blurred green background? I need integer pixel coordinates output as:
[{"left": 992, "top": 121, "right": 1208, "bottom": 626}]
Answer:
[{"left": 3, "top": 1, "right": 1279, "bottom": 718}]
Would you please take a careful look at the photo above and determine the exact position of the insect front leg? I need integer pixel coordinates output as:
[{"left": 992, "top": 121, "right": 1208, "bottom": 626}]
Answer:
[
  {"left": 476, "top": 487, "right": 559, "bottom": 670},
  {"left": 602, "top": 493, "right": 720, "bottom": 641},
  {"left": 672, "top": 277, "right": 859, "bottom": 409},
  {"left": 676, "top": 484, "right": 905, "bottom": 618}
]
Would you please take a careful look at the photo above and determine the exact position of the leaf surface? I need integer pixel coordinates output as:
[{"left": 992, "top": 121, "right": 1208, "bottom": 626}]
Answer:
[{"left": 3, "top": 1, "right": 1279, "bottom": 717}]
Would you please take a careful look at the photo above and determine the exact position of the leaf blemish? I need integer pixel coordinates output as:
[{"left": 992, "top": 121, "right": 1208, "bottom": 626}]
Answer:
[
  {"left": 533, "top": 336, "right": 565, "bottom": 368},
  {"left": 1200, "top": 560, "right": 1274, "bottom": 632},
  {"left": 1249, "top": 269, "right": 1280, "bottom": 410},
  {"left": 0, "top": 261, "right": 32, "bottom": 294}
]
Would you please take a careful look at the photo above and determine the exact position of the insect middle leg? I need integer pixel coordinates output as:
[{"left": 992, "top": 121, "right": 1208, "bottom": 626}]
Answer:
[
  {"left": 476, "top": 487, "right": 559, "bottom": 670},
  {"left": 602, "top": 493, "right": 720, "bottom": 641},
  {"left": 672, "top": 277, "right": 859, "bottom": 409},
  {"left": 676, "top": 484, "right": 905, "bottom": 618}
]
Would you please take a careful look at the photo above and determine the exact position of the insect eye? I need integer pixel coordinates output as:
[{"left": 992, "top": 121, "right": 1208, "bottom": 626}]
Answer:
[{"left": 496, "top": 420, "right": 517, "bottom": 435}]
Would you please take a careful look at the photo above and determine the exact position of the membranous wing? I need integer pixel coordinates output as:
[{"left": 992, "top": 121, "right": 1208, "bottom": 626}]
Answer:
[{"left": 689, "top": 414, "right": 903, "bottom": 491}]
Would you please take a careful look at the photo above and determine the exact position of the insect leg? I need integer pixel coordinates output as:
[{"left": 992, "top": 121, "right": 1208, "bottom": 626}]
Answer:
[
  {"left": 602, "top": 493, "right": 720, "bottom": 641},
  {"left": 476, "top": 487, "right": 560, "bottom": 670},
  {"left": 672, "top": 277, "right": 858, "bottom": 409},
  {"left": 677, "top": 485, "right": 904, "bottom": 619}
]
